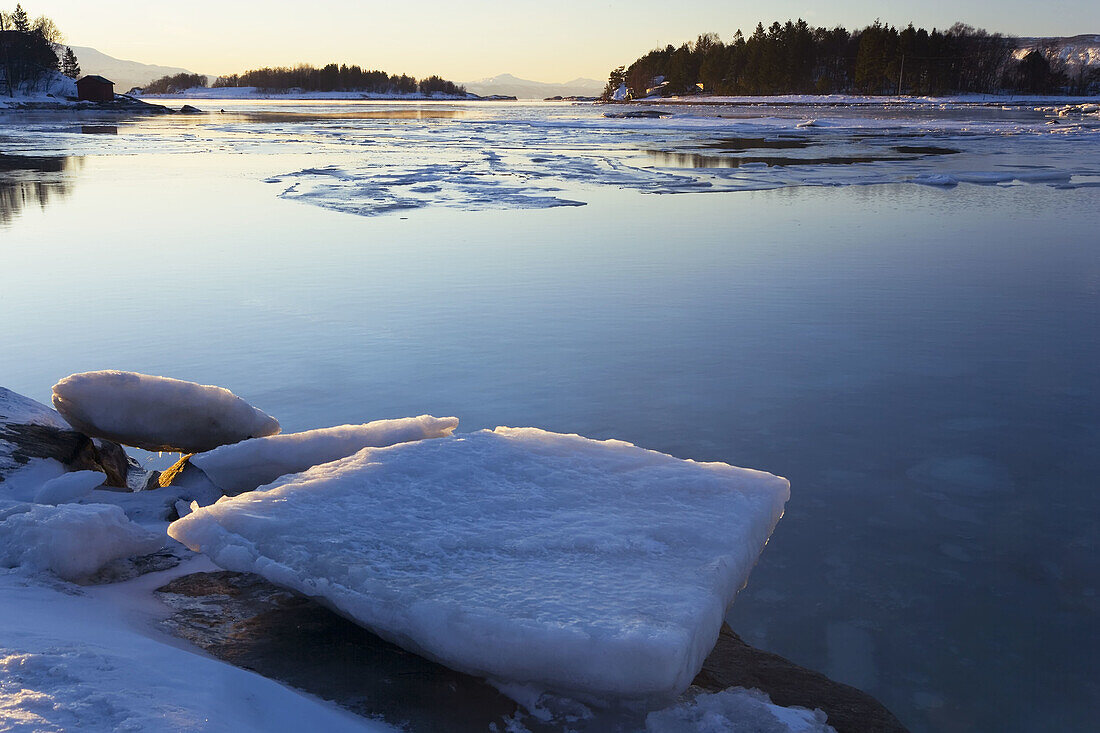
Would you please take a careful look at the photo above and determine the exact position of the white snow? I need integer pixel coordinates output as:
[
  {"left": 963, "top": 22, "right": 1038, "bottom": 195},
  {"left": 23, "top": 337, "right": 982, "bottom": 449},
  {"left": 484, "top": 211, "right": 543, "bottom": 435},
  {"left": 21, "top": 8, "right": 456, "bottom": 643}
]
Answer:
[
  {"left": 645, "top": 688, "right": 834, "bottom": 732},
  {"left": 140, "top": 86, "right": 473, "bottom": 101},
  {"left": 32, "top": 470, "right": 106, "bottom": 505},
  {"left": 0, "top": 387, "right": 70, "bottom": 431},
  {"left": 169, "top": 427, "right": 789, "bottom": 700},
  {"left": 189, "top": 415, "right": 459, "bottom": 495},
  {"left": 0, "top": 502, "right": 163, "bottom": 581},
  {"left": 52, "top": 371, "right": 280, "bottom": 453},
  {"left": 0, "top": 561, "right": 396, "bottom": 732}
]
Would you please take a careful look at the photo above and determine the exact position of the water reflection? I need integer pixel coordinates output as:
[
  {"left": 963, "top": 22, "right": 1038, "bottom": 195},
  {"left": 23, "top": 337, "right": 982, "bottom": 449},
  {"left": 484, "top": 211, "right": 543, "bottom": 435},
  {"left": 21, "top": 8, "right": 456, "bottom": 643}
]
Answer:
[
  {"left": 80, "top": 125, "right": 118, "bottom": 135},
  {"left": 0, "top": 154, "right": 81, "bottom": 227},
  {"left": 647, "top": 150, "right": 913, "bottom": 168}
]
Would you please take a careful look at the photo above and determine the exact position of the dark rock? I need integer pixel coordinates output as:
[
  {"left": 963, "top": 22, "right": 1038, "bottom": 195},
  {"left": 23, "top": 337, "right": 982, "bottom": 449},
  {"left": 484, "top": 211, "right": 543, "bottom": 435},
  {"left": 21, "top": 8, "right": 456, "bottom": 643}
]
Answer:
[
  {"left": 156, "top": 570, "right": 907, "bottom": 732},
  {"left": 0, "top": 387, "right": 131, "bottom": 489},
  {"left": 693, "top": 625, "right": 909, "bottom": 733},
  {"left": 142, "top": 470, "right": 162, "bottom": 492},
  {"left": 156, "top": 571, "right": 536, "bottom": 733},
  {"left": 178, "top": 104, "right": 203, "bottom": 114}
]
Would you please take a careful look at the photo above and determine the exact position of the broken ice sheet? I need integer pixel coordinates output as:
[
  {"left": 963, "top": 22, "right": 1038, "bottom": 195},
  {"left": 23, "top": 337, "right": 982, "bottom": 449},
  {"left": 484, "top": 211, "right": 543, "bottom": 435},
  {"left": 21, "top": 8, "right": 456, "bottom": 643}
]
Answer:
[{"left": 169, "top": 427, "right": 789, "bottom": 701}]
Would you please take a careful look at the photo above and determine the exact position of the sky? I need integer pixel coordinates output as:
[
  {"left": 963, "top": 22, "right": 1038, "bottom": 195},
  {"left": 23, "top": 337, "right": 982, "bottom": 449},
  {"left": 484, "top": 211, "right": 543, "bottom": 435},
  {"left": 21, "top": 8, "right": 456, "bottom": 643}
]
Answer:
[{"left": 32, "top": 0, "right": 1100, "bottom": 82}]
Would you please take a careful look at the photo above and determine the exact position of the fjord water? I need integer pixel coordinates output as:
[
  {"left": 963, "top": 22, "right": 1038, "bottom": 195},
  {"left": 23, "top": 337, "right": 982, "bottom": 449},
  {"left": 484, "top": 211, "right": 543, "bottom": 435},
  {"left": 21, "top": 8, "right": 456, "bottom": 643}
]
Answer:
[{"left": 2, "top": 102, "right": 1098, "bottom": 732}]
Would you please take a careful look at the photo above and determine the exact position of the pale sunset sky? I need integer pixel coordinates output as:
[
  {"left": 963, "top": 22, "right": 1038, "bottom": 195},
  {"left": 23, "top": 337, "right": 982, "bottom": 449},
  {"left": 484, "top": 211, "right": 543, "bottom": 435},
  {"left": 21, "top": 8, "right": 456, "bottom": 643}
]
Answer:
[{"left": 33, "top": 0, "right": 1100, "bottom": 81}]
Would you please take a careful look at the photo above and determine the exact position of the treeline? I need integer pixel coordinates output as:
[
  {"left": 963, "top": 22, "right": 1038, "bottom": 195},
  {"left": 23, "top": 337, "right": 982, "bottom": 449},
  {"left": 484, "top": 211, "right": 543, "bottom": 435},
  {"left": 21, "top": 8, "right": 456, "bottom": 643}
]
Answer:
[
  {"left": 604, "top": 20, "right": 1097, "bottom": 99},
  {"left": 212, "top": 63, "right": 466, "bottom": 96},
  {"left": 142, "top": 72, "right": 207, "bottom": 94},
  {"left": 0, "top": 4, "right": 80, "bottom": 96}
]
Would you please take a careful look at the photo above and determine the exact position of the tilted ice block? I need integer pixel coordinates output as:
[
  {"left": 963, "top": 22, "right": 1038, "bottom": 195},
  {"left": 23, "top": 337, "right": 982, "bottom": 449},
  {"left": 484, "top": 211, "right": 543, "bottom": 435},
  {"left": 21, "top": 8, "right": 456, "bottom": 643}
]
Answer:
[
  {"left": 52, "top": 371, "right": 280, "bottom": 453},
  {"left": 169, "top": 427, "right": 789, "bottom": 700},
  {"left": 188, "top": 416, "right": 459, "bottom": 495}
]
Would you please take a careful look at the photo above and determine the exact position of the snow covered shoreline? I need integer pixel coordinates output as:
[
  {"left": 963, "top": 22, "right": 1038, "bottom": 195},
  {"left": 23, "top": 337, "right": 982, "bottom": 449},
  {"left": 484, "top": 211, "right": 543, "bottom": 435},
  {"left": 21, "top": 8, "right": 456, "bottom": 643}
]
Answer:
[
  {"left": 137, "top": 86, "right": 512, "bottom": 101},
  {"left": 610, "top": 92, "right": 1100, "bottom": 106}
]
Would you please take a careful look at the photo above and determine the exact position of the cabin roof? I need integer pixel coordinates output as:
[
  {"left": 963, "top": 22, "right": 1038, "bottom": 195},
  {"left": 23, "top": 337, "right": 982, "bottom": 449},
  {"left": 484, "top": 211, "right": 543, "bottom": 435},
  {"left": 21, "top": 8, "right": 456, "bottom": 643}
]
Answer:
[{"left": 78, "top": 75, "right": 114, "bottom": 85}]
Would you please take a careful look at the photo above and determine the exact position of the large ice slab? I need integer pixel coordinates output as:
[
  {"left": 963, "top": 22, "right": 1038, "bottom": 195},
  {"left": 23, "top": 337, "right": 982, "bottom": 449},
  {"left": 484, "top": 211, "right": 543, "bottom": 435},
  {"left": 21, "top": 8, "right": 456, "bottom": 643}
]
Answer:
[
  {"left": 188, "top": 416, "right": 459, "bottom": 495},
  {"left": 169, "top": 427, "right": 789, "bottom": 700},
  {"left": 52, "top": 371, "right": 280, "bottom": 453}
]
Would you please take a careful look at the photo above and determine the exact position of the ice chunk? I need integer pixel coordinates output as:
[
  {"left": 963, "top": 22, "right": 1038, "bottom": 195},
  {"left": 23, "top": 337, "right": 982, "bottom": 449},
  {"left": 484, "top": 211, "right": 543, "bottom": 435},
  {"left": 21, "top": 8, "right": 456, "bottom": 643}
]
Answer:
[
  {"left": 169, "top": 427, "right": 789, "bottom": 700},
  {"left": 0, "top": 502, "right": 163, "bottom": 581},
  {"left": 33, "top": 470, "right": 106, "bottom": 504},
  {"left": 189, "top": 416, "right": 459, "bottom": 495},
  {"left": 52, "top": 371, "right": 280, "bottom": 453},
  {"left": 645, "top": 688, "right": 834, "bottom": 732}
]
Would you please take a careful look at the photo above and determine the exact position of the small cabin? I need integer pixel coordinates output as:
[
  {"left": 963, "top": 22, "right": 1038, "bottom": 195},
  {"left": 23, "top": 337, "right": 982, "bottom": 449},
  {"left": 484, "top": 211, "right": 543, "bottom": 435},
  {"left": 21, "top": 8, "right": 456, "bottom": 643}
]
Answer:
[{"left": 77, "top": 75, "right": 114, "bottom": 102}]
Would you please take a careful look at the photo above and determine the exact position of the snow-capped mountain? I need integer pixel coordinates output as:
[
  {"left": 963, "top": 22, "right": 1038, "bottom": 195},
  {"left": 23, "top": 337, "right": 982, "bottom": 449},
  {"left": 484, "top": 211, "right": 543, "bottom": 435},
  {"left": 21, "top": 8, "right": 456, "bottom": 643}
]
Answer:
[
  {"left": 68, "top": 46, "right": 203, "bottom": 92},
  {"left": 462, "top": 73, "right": 604, "bottom": 99},
  {"left": 1014, "top": 34, "right": 1100, "bottom": 68}
]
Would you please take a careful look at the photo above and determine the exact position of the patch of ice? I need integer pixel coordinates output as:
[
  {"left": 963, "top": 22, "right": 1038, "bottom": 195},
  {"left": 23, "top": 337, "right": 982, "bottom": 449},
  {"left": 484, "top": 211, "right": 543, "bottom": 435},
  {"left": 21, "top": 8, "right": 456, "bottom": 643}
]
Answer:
[
  {"left": 0, "top": 387, "right": 69, "bottom": 430},
  {"left": 169, "top": 427, "right": 789, "bottom": 700},
  {"left": 0, "top": 502, "right": 163, "bottom": 581},
  {"left": 645, "top": 688, "right": 834, "bottom": 732},
  {"left": 52, "top": 371, "right": 280, "bottom": 453},
  {"left": 32, "top": 471, "right": 106, "bottom": 505},
  {"left": 190, "top": 416, "right": 459, "bottom": 495}
]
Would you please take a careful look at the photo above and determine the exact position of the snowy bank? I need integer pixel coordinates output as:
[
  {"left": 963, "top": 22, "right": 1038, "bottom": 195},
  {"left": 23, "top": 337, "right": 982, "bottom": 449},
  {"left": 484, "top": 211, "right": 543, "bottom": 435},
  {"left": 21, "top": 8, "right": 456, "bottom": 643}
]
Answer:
[
  {"left": 170, "top": 427, "right": 790, "bottom": 700},
  {"left": 139, "top": 86, "right": 478, "bottom": 101}
]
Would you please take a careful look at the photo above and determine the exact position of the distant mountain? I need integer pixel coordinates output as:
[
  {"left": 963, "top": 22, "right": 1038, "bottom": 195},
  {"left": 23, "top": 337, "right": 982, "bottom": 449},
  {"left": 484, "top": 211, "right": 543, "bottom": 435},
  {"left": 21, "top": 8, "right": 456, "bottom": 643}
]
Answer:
[
  {"left": 1014, "top": 35, "right": 1100, "bottom": 67},
  {"left": 69, "top": 46, "right": 203, "bottom": 92},
  {"left": 463, "top": 74, "right": 604, "bottom": 99}
]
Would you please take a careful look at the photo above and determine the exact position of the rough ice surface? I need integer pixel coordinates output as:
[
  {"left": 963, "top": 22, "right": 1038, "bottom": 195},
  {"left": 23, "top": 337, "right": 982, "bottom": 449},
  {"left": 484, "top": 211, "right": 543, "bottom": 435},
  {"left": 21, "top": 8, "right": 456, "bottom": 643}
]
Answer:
[
  {"left": 645, "top": 688, "right": 834, "bottom": 733},
  {"left": 0, "top": 502, "right": 163, "bottom": 581},
  {"left": 32, "top": 470, "right": 106, "bottom": 505},
  {"left": 52, "top": 371, "right": 280, "bottom": 453},
  {"left": 169, "top": 427, "right": 789, "bottom": 700},
  {"left": 189, "top": 415, "right": 459, "bottom": 495}
]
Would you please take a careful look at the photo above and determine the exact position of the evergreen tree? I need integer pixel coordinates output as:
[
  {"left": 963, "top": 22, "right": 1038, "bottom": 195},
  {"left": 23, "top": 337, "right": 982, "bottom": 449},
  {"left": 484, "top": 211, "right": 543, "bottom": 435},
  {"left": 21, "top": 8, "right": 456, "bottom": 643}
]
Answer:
[
  {"left": 60, "top": 46, "right": 80, "bottom": 79},
  {"left": 11, "top": 3, "right": 28, "bottom": 31}
]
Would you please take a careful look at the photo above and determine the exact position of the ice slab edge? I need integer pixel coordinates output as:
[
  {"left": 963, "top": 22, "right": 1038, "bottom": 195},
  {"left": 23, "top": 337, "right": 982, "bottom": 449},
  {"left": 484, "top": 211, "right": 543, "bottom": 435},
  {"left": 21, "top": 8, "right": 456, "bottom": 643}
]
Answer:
[{"left": 169, "top": 427, "right": 789, "bottom": 701}]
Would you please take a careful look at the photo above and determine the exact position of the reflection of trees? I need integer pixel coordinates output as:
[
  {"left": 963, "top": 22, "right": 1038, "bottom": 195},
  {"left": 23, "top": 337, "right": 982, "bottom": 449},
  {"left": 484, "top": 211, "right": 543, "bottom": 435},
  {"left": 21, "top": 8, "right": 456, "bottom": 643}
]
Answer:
[{"left": 0, "top": 154, "right": 81, "bottom": 226}]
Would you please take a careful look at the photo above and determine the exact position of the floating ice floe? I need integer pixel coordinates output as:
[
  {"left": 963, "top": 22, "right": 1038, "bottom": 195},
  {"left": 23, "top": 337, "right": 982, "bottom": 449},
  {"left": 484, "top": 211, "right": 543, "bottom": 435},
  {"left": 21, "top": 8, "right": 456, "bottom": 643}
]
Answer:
[
  {"left": 186, "top": 416, "right": 460, "bottom": 495},
  {"left": 169, "top": 427, "right": 789, "bottom": 700},
  {"left": 33, "top": 470, "right": 106, "bottom": 505},
  {"left": 52, "top": 371, "right": 280, "bottom": 453},
  {"left": 0, "top": 502, "right": 163, "bottom": 581}
]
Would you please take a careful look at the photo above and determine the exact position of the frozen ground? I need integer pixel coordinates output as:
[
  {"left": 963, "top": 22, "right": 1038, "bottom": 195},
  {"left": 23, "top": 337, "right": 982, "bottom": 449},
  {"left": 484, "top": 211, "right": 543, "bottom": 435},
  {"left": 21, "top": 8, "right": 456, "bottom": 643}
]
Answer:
[{"left": 1, "top": 98, "right": 1097, "bottom": 216}]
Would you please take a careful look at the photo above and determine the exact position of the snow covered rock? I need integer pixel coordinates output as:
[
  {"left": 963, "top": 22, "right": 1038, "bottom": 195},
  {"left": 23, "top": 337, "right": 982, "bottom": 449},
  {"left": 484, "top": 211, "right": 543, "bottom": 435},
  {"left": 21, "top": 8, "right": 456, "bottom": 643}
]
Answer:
[
  {"left": 645, "top": 688, "right": 834, "bottom": 732},
  {"left": 52, "top": 371, "right": 281, "bottom": 453},
  {"left": 181, "top": 415, "right": 460, "bottom": 495},
  {"left": 1, "top": 386, "right": 130, "bottom": 489},
  {"left": 169, "top": 427, "right": 789, "bottom": 700},
  {"left": 33, "top": 470, "right": 107, "bottom": 505},
  {"left": 0, "top": 502, "right": 163, "bottom": 581}
]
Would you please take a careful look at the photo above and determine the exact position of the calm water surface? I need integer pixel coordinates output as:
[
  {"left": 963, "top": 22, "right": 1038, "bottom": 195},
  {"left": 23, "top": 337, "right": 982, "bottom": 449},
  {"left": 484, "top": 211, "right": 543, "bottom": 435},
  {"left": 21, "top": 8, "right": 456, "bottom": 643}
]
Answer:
[{"left": 1, "top": 102, "right": 1098, "bottom": 732}]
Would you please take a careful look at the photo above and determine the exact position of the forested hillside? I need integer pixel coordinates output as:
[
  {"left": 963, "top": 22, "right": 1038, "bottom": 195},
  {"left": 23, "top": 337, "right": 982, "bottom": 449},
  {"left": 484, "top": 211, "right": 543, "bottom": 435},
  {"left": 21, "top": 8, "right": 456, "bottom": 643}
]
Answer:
[{"left": 604, "top": 20, "right": 1100, "bottom": 99}]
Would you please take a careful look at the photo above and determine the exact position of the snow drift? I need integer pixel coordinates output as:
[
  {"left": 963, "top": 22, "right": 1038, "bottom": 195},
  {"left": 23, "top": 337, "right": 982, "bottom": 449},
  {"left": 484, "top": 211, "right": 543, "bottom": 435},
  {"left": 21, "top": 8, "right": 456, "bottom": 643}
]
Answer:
[
  {"left": 52, "top": 371, "right": 280, "bottom": 453},
  {"left": 169, "top": 427, "right": 790, "bottom": 700},
  {"left": 0, "top": 502, "right": 163, "bottom": 581},
  {"left": 188, "top": 416, "right": 460, "bottom": 495}
]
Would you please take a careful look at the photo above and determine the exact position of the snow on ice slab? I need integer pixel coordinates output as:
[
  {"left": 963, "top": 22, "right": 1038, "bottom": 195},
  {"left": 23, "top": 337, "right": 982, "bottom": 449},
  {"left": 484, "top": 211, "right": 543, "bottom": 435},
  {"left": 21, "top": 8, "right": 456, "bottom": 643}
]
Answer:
[
  {"left": 169, "top": 427, "right": 789, "bottom": 700},
  {"left": 189, "top": 415, "right": 459, "bottom": 495},
  {"left": 0, "top": 502, "right": 162, "bottom": 581},
  {"left": 52, "top": 371, "right": 280, "bottom": 453}
]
